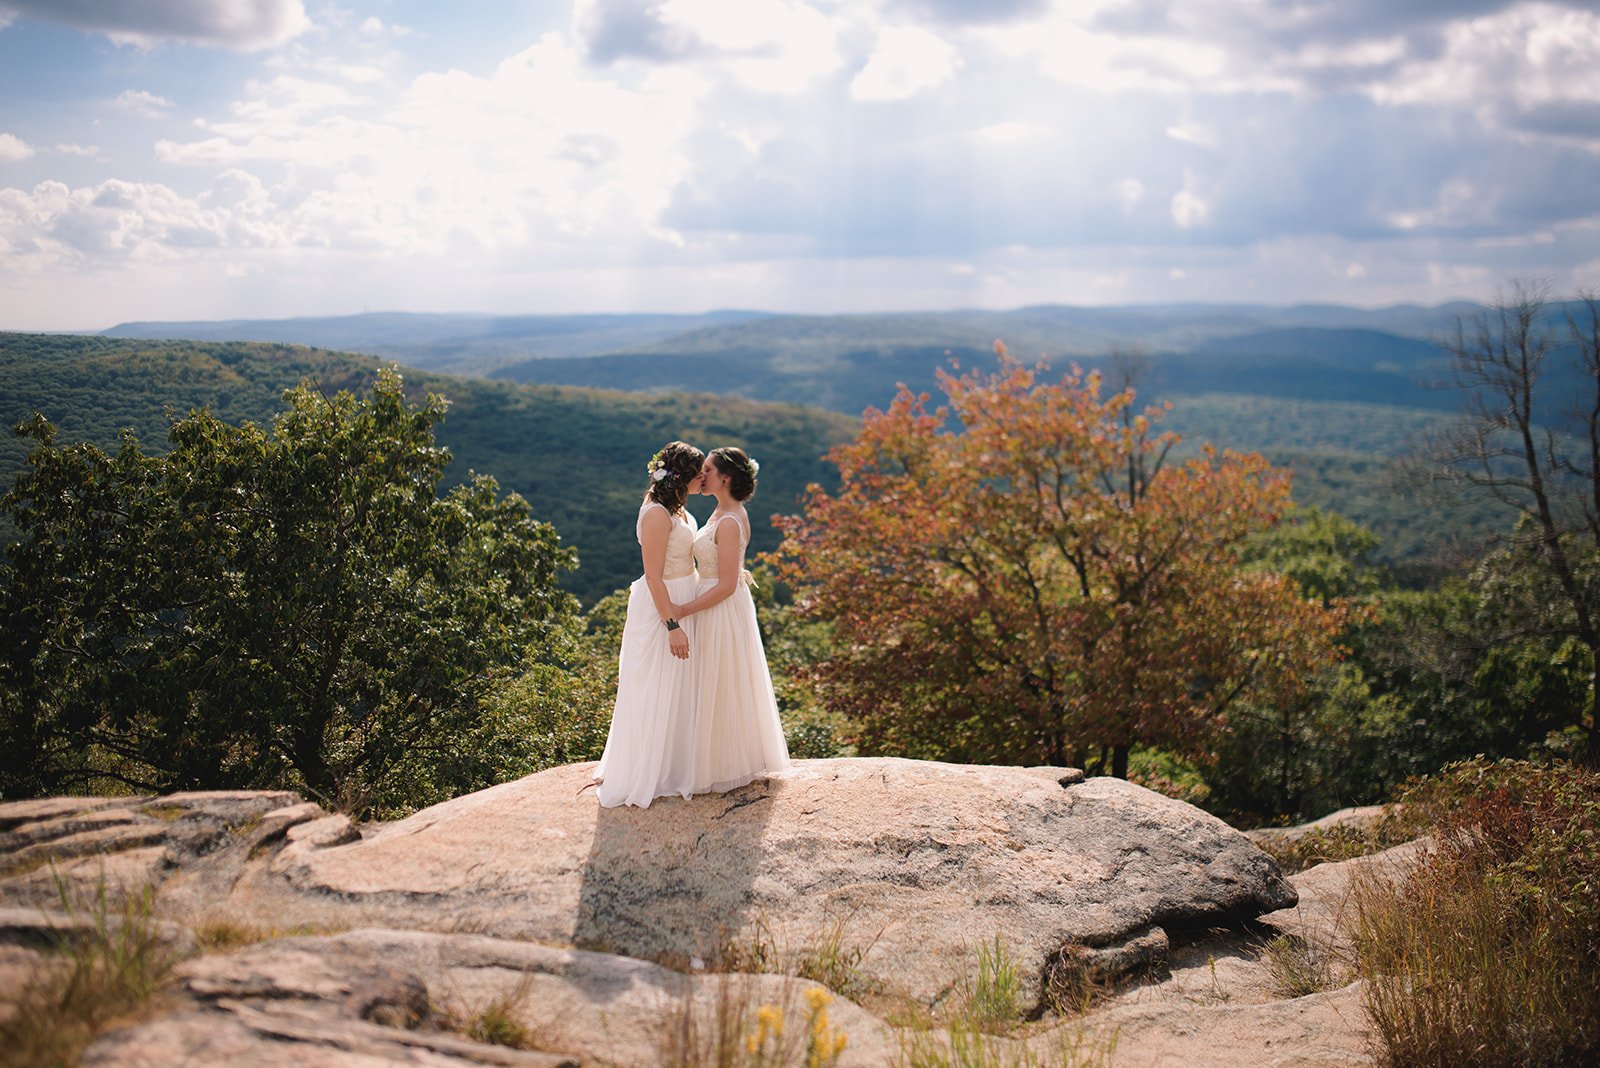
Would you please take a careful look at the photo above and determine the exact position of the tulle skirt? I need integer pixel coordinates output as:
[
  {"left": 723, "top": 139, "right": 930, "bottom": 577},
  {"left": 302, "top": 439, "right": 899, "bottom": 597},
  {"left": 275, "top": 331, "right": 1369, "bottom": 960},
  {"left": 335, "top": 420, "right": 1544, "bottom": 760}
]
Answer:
[
  {"left": 593, "top": 573, "right": 702, "bottom": 808},
  {"left": 690, "top": 578, "right": 791, "bottom": 793}
]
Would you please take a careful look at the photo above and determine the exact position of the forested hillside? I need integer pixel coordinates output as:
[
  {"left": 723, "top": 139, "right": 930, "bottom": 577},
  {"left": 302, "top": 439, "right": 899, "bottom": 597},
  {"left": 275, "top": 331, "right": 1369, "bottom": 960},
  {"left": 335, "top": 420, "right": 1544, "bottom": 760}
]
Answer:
[
  {"left": 4, "top": 330, "right": 1510, "bottom": 591},
  {"left": 489, "top": 319, "right": 1470, "bottom": 410},
  {"left": 0, "top": 334, "right": 856, "bottom": 602}
]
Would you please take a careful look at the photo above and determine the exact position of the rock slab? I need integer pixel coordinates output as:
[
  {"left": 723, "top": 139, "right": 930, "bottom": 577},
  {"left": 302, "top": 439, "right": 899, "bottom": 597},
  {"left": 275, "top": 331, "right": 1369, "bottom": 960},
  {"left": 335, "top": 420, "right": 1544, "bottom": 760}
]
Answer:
[{"left": 270, "top": 758, "right": 1297, "bottom": 1008}]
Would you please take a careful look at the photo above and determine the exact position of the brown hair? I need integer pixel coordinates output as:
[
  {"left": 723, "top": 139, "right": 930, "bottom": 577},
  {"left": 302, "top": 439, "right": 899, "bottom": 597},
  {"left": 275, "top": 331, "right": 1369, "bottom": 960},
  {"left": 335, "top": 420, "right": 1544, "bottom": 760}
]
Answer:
[
  {"left": 645, "top": 441, "right": 704, "bottom": 514},
  {"left": 708, "top": 446, "right": 758, "bottom": 502}
]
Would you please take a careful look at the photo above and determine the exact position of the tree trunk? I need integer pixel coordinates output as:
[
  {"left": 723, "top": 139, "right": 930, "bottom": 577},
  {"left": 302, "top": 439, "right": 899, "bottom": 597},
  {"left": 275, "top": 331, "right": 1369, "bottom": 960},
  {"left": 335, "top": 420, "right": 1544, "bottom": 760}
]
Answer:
[
  {"left": 292, "top": 718, "right": 334, "bottom": 800},
  {"left": 1112, "top": 743, "right": 1130, "bottom": 779}
]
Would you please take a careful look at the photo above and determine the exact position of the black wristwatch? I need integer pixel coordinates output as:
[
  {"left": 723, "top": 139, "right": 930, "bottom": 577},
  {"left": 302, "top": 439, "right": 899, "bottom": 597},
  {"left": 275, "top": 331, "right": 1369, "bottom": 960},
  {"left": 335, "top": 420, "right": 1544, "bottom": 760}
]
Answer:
[{"left": 665, "top": 618, "right": 681, "bottom": 631}]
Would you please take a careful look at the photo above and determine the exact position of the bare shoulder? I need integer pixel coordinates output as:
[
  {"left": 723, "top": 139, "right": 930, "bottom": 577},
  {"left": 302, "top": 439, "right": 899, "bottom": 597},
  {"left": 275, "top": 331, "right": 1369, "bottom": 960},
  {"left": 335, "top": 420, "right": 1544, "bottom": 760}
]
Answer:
[
  {"left": 715, "top": 507, "right": 751, "bottom": 543},
  {"left": 639, "top": 501, "right": 673, "bottom": 534}
]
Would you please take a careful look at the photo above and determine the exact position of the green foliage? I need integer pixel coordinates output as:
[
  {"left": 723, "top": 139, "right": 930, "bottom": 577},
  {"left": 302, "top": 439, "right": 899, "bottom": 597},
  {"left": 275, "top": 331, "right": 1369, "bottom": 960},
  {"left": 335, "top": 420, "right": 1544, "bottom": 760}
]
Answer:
[
  {"left": 749, "top": 569, "right": 852, "bottom": 760},
  {"left": 1353, "top": 759, "right": 1600, "bottom": 1066},
  {"left": 1360, "top": 557, "right": 1594, "bottom": 777},
  {"left": 1242, "top": 505, "right": 1383, "bottom": 602},
  {"left": 1251, "top": 816, "right": 1421, "bottom": 876},
  {"left": 968, "top": 936, "right": 1021, "bottom": 1028},
  {"left": 1123, "top": 747, "right": 1211, "bottom": 808},
  {"left": 1206, "top": 661, "right": 1412, "bottom": 825},
  {"left": 0, "top": 369, "right": 581, "bottom": 814},
  {"left": 0, "top": 333, "right": 857, "bottom": 605},
  {"left": 1206, "top": 506, "right": 1538, "bottom": 825}
]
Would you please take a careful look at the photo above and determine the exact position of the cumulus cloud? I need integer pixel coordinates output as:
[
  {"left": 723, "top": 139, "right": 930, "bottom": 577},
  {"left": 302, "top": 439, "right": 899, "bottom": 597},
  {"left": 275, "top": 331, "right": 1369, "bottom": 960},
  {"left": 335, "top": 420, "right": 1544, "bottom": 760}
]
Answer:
[
  {"left": 5, "top": 0, "right": 1599, "bottom": 327},
  {"left": 575, "top": 0, "right": 840, "bottom": 92},
  {"left": 851, "top": 25, "right": 961, "bottom": 101},
  {"left": 147, "top": 33, "right": 706, "bottom": 258},
  {"left": 0, "top": 177, "right": 248, "bottom": 275},
  {"left": 0, "top": 0, "right": 309, "bottom": 50},
  {"left": 575, "top": 0, "right": 696, "bottom": 63},
  {"left": 113, "top": 89, "right": 175, "bottom": 117},
  {"left": 0, "top": 133, "right": 35, "bottom": 162},
  {"left": 990, "top": 0, "right": 1600, "bottom": 138},
  {"left": 1170, "top": 169, "right": 1210, "bottom": 229},
  {"left": 889, "top": 0, "right": 1049, "bottom": 24}
]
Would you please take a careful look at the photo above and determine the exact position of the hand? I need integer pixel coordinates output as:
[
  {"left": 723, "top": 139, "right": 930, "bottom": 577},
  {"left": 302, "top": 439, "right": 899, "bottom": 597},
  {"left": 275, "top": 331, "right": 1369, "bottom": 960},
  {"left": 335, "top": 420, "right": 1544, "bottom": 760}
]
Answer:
[{"left": 669, "top": 629, "right": 690, "bottom": 659}]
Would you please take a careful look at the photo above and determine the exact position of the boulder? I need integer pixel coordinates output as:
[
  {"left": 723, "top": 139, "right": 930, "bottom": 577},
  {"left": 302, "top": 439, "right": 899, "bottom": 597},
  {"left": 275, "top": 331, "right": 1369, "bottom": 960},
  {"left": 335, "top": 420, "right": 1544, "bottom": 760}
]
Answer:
[
  {"left": 81, "top": 927, "right": 898, "bottom": 1067},
  {"left": 1, "top": 759, "right": 1324, "bottom": 1064},
  {"left": 265, "top": 759, "right": 1296, "bottom": 1010}
]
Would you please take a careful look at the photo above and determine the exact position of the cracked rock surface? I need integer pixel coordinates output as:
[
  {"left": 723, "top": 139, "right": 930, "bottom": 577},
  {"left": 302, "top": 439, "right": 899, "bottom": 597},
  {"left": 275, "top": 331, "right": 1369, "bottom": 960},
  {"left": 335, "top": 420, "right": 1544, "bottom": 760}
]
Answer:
[
  {"left": 0, "top": 758, "right": 1353, "bottom": 1066},
  {"left": 266, "top": 759, "right": 1295, "bottom": 1008}
]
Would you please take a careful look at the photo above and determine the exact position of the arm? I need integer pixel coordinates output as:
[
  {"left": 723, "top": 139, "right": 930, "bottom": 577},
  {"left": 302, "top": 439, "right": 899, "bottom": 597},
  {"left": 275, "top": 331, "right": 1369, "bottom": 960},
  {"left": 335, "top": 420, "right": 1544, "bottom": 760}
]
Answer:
[
  {"left": 639, "top": 506, "right": 690, "bottom": 657},
  {"left": 672, "top": 517, "right": 745, "bottom": 619}
]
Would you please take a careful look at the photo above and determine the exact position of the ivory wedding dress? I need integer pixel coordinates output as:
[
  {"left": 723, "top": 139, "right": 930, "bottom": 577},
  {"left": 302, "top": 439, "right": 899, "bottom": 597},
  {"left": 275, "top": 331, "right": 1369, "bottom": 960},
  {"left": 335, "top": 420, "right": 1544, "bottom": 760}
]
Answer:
[
  {"left": 593, "top": 501, "right": 702, "bottom": 808},
  {"left": 688, "top": 513, "right": 790, "bottom": 792}
]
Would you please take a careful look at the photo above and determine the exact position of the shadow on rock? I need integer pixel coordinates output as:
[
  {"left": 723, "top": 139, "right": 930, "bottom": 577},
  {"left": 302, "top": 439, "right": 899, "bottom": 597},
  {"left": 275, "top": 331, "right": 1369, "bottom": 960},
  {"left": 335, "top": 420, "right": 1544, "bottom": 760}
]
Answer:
[{"left": 576, "top": 776, "right": 779, "bottom": 975}]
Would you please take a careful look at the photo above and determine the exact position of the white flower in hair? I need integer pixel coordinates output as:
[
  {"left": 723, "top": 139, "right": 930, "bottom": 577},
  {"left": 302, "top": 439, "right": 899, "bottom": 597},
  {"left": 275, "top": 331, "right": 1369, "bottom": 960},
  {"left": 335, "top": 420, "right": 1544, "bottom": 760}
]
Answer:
[
  {"left": 652, "top": 468, "right": 670, "bottom": 482},
  {"left": 748, "top": 457, "right": 760, "bottom": 476}
]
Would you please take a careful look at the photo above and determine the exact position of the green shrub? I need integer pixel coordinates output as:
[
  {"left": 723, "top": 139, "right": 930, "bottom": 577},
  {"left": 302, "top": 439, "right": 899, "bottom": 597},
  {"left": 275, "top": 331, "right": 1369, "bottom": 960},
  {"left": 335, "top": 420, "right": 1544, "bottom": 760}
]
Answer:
[{"left": 1352, "top": 758, "right": 1600, "bottom": 1066}]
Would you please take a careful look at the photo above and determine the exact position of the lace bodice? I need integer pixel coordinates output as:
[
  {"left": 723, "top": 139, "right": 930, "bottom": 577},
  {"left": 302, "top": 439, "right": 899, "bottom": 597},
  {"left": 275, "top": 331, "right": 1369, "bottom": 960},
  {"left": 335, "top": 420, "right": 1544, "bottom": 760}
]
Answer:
[
  {"left": 692, "top": 512, "right": 749, "bottom": 582},
  {"left": 637, "top": 501, "right": 698, "bottom": 580}
]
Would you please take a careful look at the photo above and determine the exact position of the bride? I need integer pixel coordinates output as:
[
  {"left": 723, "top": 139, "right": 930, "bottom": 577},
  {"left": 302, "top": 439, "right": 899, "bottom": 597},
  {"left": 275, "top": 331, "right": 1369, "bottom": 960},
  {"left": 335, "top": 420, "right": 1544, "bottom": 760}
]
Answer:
[
  {"left": 671, "top": 446, "right": 790, "bottom": 793},
  {"left": 592, "top": 441, "right": 706, "bottom": 808},
  {"left": 591, "top": 443, "right": 789, "bottom": 809}
]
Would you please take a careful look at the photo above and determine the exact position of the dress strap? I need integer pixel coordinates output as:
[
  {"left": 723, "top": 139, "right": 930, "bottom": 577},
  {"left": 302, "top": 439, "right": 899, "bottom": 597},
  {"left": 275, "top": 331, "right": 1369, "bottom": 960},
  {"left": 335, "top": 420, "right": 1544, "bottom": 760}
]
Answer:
[
  {"left": 713, "top": 511, "right": 750, "bottom": 547},
  {"left": 636, "top": 499, "right": 669, "bottom": 544}
]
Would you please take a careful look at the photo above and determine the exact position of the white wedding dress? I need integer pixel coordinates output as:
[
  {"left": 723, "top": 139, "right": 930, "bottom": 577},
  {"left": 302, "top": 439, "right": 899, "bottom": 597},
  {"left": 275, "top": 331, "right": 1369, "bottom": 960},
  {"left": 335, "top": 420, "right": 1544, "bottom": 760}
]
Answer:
[
  {"left": 593, "top": 501, "right": 702, "bottom": 808},
  {"left": 688, "top": 513, "right": 790, "bottom": 792}
]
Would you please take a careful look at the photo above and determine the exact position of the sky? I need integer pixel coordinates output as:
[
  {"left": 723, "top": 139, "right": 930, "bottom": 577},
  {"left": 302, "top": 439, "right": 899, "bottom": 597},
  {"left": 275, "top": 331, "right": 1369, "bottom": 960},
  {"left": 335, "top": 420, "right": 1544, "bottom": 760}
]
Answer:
[{"left": 1, "top": 0, "right": 1598, "bottom": 330}]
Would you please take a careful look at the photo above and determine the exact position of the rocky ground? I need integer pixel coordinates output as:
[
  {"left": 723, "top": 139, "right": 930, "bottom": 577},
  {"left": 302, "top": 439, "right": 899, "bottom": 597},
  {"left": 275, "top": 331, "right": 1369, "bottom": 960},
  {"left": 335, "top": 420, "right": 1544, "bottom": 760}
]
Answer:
[{"left": 0, "top": 759, "right": 1414, "bottom": 1066}]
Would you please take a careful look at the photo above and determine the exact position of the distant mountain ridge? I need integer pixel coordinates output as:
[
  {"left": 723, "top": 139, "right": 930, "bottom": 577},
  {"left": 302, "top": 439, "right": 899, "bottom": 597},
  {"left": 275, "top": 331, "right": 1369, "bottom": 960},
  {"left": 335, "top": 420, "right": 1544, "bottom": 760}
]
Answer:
[
  {"left": 102, "top": 300, "right": 1488, "bottom": 365},
  {"left": 99, "top": 301, "right": 1518, "bottom": 417},
  {"left": 103, "top": 310, "right": 769, "bottom": 377}
]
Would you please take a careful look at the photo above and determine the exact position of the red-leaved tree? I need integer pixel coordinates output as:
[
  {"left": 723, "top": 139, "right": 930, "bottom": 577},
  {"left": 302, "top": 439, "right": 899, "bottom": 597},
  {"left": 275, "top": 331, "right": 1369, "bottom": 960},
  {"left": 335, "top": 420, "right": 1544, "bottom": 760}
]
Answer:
[{"left": 772, "top": 346, "right": 1351, "bottom": 776}]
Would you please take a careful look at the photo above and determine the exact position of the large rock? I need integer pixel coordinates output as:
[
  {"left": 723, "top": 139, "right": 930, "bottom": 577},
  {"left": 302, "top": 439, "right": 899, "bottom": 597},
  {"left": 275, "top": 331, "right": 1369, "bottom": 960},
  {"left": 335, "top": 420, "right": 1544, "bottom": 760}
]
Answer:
[
  {"left": 81, "top": 927, "right": 900, "bottom": 1067},
  {"left": 1, "top": 759, "right": 1326, "bottom": 1065},
  {"left": 263, "top": 759, "right": 1296, "bottom": 1010}
]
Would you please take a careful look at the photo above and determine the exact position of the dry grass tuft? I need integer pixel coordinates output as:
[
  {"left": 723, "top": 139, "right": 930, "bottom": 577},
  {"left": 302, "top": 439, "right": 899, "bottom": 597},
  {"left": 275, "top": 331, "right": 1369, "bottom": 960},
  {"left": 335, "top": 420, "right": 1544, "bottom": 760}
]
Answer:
[
  {"left": 0, "top": 868, "right": 177, "bottom": 1068},
  {"left": 1259, "top": 933, "right": 1341, "bottom": 998},
  {"left": 654, "top": 972, "right": 847, "bottom": 1068},
  {"left": 719, "top": 910, "right": 882, "bottom": 1000},
  {"left": 1351, "top": 758, "right": 1600, "bottom": 1066},
  {"left": 434, "top": 974, "right": 546, "bottom": 1052}
]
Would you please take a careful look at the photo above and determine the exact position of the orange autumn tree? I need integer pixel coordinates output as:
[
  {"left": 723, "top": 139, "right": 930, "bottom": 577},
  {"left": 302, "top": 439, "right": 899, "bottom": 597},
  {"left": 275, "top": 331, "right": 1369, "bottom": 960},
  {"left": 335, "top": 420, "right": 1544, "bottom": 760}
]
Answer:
[{"left": 772, "top": 346, "right": 1351, "bottom": 776}]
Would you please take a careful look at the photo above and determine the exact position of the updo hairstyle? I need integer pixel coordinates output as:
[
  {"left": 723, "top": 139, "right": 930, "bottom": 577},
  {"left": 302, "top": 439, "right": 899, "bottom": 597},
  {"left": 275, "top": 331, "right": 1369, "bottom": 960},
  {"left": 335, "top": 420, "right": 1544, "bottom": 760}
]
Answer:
[
  {"left": 708, "top": 446, "right": 758, "bottom": 502},
  {"left": 645, "top": 440, "right": 704, "bottom": 514}
]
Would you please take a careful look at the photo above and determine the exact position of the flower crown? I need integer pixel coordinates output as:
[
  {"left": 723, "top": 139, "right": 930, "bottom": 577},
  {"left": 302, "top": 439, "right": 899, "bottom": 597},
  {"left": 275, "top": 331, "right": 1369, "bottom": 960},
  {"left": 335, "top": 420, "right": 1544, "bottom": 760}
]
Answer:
[
  {"left": 726, "top": 452, "right": 759, "bottom": 479},
  {"left": 647, "top": 449, "right": 675, "bottom": 483}
]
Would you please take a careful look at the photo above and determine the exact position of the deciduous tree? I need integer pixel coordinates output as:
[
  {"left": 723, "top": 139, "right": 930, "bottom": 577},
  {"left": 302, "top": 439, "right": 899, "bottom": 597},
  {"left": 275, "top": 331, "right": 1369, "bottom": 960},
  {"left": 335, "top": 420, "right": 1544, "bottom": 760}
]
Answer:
[
  {"left": 773, "top": 347, "right": 1349, "bottom": 775},
  {"left": 0, "top": 369, "right": 580, "bottom": 811},
  {"left": 1415, "top": 279, "right": 1600, "bottom": 764}
]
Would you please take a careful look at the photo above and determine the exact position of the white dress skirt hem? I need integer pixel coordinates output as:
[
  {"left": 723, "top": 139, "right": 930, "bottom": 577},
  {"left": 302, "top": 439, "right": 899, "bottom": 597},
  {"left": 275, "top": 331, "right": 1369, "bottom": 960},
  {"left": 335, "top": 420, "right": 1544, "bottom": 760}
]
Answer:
[{"left": 593, "top": 566, "right": 703, "bottom": 805}]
